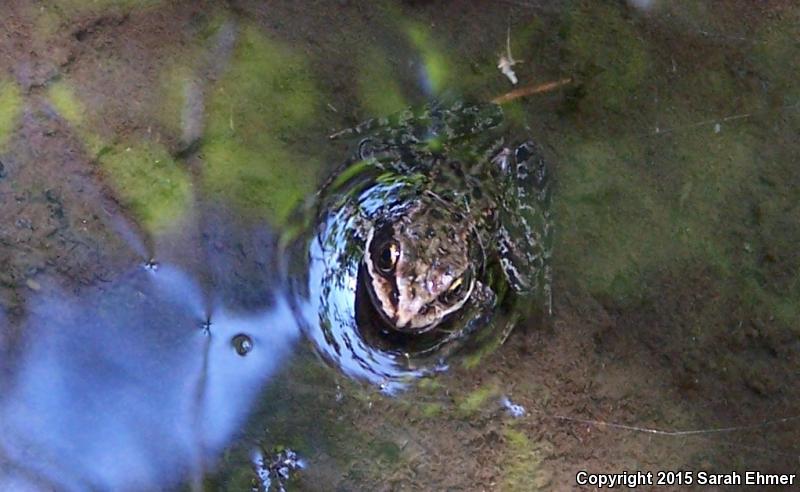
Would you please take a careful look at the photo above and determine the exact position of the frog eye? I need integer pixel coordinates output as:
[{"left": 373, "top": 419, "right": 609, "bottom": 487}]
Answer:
[
  {"left": 439, "top": 277, "right": 467, "bottom": 304},
  {"left": 376, "top": 241, "right": 400, "bottom": 275}
]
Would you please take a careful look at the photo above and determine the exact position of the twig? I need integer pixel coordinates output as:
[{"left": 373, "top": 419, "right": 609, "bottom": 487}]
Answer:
[
  {"left": 491, "top": 77, "right": 572, "bottom": 104},
  {"left": 549, "top": 413, "right": 800, "bottom": 436}
]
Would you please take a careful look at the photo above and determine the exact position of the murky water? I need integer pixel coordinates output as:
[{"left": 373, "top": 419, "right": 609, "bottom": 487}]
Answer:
[{"left": 1, "top": 1, "right": 798, "bottom": 490}]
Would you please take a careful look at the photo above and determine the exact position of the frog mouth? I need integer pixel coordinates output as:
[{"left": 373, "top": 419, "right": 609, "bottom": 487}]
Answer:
[
  {"left": 359, "top": 259, "right": 450, "bottom": 335},
  {"left": 360, "top": 261, "right": 436, "bottom": 334},
  {"left": 359, "top": 258, "right": 475, "bottom": 336}
]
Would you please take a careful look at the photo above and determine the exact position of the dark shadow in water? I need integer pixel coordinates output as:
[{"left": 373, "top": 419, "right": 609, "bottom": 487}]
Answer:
[{"left": 0, "top": 259, "right": 298, "bottom": 491}]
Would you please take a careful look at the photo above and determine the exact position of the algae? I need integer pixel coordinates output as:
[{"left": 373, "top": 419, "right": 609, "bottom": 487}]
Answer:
[
  {"left": 98, "top": 142, "right": 192, "bottom": 234},
  {"left": 456, "top": 384, "right": 498, "bottom": 417},
  {"left": 0, "top": 80, "right": 23, "bottom": 150},
  {"left": 357, "top": 47, "right": 408, "bottom": 116},
  {"left": 563, "top": 2, "right": 650, "bottom": 114},
  {"left": 202, "top": 25, "right": 320, "bottom": 223},
  {"left": 501, "top": 427, "right": 553, "bottom": 491},
  {"left": 47, "top": 80, "right": 85, "bottom": 126}
]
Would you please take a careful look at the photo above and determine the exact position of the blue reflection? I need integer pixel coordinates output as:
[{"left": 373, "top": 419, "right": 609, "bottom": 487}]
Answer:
[
  {"left": 0, "top": 264, "right": 298, "bottom": 491},
  {"left": 285, "top": 171, "right": 469, "bottom": 393},
  {"left": 297, "top": 235, "right": 425, "bottom": 392},
  {"left": 200, "top": 302, "right": 296, "bottom": 451}
]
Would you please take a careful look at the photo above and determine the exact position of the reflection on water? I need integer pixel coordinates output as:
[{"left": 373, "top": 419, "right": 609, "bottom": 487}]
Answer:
[
  {"left": 285, "top": 171, "right": 431, "bottom": 393},
  {"left": 0, "top": 262, "right": 298, "bottom": 491},
  {"left": 285, "top": 158, "right": 520, "bottom": 393}
]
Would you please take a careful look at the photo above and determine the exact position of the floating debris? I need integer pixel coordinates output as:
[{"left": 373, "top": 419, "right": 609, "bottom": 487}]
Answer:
[
  {"left": 252, "top": 447, "right": 304, "bottom": 492},
  {"left": 500, "top": 395, "right": 526, "bottom": 418},
  {"left": 25, "top": 278, "right": 42, "bottom": 291},
  {"left": 143, "top": 259, "right": 160, "bottom": 272},
  {"left": 335, "top": 384, "right": 344, "bottom": 403},
  {"left": 497, "top": 27, "right": 521, "bottom": 85},
  {"left": 497, "top": 56, "right": 519, "bottom": 85}
]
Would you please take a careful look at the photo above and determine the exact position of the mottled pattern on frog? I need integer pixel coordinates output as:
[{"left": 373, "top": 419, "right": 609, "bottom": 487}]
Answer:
[{"left": 333, "top": 101, "right": 551, "bottom": 339}]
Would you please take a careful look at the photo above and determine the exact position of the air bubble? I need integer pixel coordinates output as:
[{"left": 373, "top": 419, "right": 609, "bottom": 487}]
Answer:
[{"left": 232, "top": 333, "right": 253, "bottom": 356}]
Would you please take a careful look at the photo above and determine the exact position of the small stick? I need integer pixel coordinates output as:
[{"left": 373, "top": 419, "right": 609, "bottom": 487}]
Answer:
[
  {"left": 491, "top": 77, "right": 573, "bottom": 104},
  {"left": 328, "top": 77, "right": 575, "bottom": 139},
  {"left": 549, "top": 413, "right": 800, "bottom": 436}
]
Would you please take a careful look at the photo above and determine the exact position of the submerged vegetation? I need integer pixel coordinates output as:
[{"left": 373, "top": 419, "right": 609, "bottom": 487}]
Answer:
[
  {"left": 0, "top": 79, "right": 22, "bottom": 150},
  {"left": 202, "top": 25, "right": 321, "bottom": 223}
]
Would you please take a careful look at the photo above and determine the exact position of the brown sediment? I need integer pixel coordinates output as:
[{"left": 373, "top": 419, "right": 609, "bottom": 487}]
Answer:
[{"left": 0, "top": 0, "right": 798, "bottom": 490}]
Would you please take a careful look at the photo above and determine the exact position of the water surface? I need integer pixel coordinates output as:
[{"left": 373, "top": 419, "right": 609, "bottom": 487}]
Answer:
[{"left": 0, "top": 1, "right": 798, "bottom": 490}]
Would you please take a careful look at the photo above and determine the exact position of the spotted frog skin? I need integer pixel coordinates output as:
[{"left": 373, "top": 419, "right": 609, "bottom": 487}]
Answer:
[{"left": 326, "top": 101, "right": 552, "bottom": 340}]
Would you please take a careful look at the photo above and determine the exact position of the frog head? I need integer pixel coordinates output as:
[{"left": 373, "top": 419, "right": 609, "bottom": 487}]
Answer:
[{"left": 363, "top": 192, "right": 480, "bottom": 333}]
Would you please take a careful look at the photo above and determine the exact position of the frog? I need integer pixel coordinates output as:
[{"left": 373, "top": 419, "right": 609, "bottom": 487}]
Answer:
[
  {"left": 326, "top": 101, "right": 551, "bottom": 341},
  {"left": 283, "top": 100, "right": 551, "bottom": 387}
]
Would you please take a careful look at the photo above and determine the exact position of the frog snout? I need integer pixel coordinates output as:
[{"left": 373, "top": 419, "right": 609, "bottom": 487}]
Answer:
[
  {"left": 394, "top": 297, "right": 435, "bottom": 331},
  {"left": 395, "top": 300, "right": 423, "bottom": 329}
]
